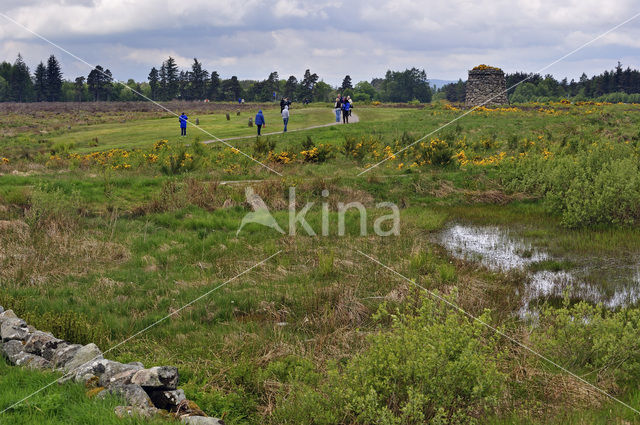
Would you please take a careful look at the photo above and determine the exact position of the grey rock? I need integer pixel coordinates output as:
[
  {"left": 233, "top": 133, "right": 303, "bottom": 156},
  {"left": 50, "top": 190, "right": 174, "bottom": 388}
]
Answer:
[
  {"left": 69, "top": 358, "right": 109, "bottom": 384},
  {"left": 98, "top": 384, "right": 155, "bottom": 409},
  {"left": 103, "top": 369, "right": 138, "bottom": 387},
  {"left": 0, "top": 309, "right": 17, "bottom": 324},
  {"left": 149, "top": 388, "right": 186, "bottom": 410},
  {"left": 1, "top": 318, "right": 29, "bottom": 342},
  {"left": 51, "top": 344, "right": 82, "bottom": 369},
  {"left": 13, "top": 352, "right": 51, "bottom": 370},
  {"left": 64, "top": 343, "right": 102, "bottom": 372},
  {"left": 1, "top": 340, "right": 25, "bottom": 364},
  {"left": 131, "top": 366, "right": 178, "bottom": 390},
  {"left": 99, "top": 361, "right": 143, "bottom": 387},
  {"left": 114, "top": 405, "right": 157, "bottom": 419},
  {"left": 42, "top": 342, "right": 67, "bottom": 362},
  {"left": 181, "top": 416, "right": 226, "bottom": 425},
  {"left": 24, "top": 331, "right": 63, "bottom": 357},
  {"left": 127, "top": 361, "right": 144, "bottom": 368},
  {"left": 0, "top": 305, "right": 4, "bottom": 313}
]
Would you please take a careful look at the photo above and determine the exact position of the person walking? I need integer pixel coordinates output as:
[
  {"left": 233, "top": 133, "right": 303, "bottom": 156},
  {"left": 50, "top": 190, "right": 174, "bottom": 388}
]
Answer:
[
  {"left": 347, "top": 96, "right": 353, "bottom": 117},
  {"left": 341, "top": 99, "right": 350, "bottom": 124},
  {"left": 334, "top": 97, "right": 342, "bottom": 122},
  {"left": 281, "top": 105, "right": 289, "bottom": 132},
  {"left": 255, "top": 110, "right": 266, "bottom": 136},
  {"left": 179, "top": 112, "right": 188, "bottom": 136}
]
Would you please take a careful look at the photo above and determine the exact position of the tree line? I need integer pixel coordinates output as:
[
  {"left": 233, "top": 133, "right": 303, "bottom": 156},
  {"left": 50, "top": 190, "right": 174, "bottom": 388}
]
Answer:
[
  {"left": 436, "top": 62, "right": 640, "bottom": 103},
  {"left": 0, "top": 53, "right": 433, "bottom": 104}
]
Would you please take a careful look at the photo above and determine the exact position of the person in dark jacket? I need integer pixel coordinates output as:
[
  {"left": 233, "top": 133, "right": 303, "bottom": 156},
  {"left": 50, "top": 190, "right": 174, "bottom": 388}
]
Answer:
[
  {"left": 179, "top": 112, "right": 188, "bottom": 136},
  {"left": 280, "top": 97, "right": 291, "bottom": 112},
  {"left": 341, "top": 100, "right": 350, "bottom": 124},
  {"left": 255, "top": 110, "right": 266, "bottom": 136}
]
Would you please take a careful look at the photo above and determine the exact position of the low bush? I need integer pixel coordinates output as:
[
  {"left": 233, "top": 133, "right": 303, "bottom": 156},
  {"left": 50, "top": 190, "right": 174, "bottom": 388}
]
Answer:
[
  {"left": 532, "top": 298, "right": 640, "bottom": 390},
  {"left": 274, "top": 293, "right": 504, "bottom": 425},
  {"left": 501, "top": 142, "right": 640, "bottom": 227}
]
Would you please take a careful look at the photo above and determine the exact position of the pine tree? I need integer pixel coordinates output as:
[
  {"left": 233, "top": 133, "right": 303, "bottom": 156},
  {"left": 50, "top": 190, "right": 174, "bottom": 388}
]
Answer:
[
  {"left": 45, "top": 55, "right": 63, "bottom": 101},
  {"left": 159, "top": 62, "right": 168, "bottom": 100},
  {"left": 148, "top": 67, "right": 159, "bottom": 100},
  {"left": 188, "top": 58, "right": 209, "bottom": 100},
  {"left": 10, "top": 54, "right": 33, "bottom": 102},
  {"left": 178, "top": 70, "right": 188, "bottom": 99},
  {"left": 341, "top": 75, "right": 353, "bottom": 91},
  {"left": 222, "top": 76, "right": 242, "bottom": 101},
  {"left": 164, "top": 57, "right": 179, "bottom": 100},
  {"left": 208, "top": 71, "right": 220, "bottom": 100},
  {"left": 87, "top": 66, "right": 112, "bottom": 101},
  {"left": 74, "top": 77, "right": 85, "bottom": 101},
  {"left": 284, "top": 75, "right": 298, "bottom": 99},
  {"left": 298, "top": 69, "right": 318, "bottom": 101},
  {"left": 34, "top": 62, "right": 47, "bottom": 102}
]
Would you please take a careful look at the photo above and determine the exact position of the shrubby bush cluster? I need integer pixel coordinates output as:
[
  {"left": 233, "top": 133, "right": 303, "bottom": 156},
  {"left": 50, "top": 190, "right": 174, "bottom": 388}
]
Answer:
[
  {"left": 501, "top": 141, "right": 640, "bottom": 227},
  {"left": 532, "top": 298, "right": 640, "bottom": 390},
  {"left": 273, "top": 294, "right": 504, "bottom": 425}
]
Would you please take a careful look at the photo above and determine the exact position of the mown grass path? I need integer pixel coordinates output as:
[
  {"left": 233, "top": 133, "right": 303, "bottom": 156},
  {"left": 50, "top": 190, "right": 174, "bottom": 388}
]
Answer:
[{"left": 202, "top": 111, "right": 360, "bottom": 144}]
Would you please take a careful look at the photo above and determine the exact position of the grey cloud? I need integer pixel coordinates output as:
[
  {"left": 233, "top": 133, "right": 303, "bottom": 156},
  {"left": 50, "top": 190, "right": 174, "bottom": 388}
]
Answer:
[{"left": 0, "top": 0, "right": 639, "bottom": 85}]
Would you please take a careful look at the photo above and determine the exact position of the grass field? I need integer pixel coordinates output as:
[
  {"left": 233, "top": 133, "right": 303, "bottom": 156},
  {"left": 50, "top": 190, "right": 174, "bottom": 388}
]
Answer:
[{"left": 2, "top": 101, "right": 640, "bottom": 424}]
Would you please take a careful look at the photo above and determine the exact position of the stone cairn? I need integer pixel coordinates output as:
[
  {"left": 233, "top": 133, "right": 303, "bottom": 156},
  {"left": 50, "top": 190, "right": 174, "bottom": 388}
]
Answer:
[
  {"left": 0, "top": 306, "right": 224, "bottom": 425},
  {"left": 464, "top": 64, "right": 509, "bottom": 107}
]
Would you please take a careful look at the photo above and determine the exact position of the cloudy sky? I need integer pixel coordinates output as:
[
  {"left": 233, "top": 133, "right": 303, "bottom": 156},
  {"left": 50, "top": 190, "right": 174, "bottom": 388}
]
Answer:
[{"left": 1, "top": 0, "right": 639, "bottom": 86}]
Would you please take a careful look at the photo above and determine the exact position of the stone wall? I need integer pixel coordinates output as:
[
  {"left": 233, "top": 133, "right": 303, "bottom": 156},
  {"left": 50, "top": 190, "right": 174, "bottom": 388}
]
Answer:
[
  {"left": 465, "top": 68, "right": 509, "bottom": 107},
  {"left": 0, "top": 306, "right": 223, "bottom": 425}
]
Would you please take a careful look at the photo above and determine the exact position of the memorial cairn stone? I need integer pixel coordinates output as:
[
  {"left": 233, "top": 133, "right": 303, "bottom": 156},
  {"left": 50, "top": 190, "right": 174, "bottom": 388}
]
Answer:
[{"left": 465, "top": 65, "right": 509, "bottom": 107}]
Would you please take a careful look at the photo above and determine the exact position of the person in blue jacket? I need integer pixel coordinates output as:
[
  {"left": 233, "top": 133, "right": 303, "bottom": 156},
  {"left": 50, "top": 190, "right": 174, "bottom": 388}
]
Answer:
[
  {"left": 341, "top": 100, "right": 350, "bottom": 124},
  {"left": 255, "top": 110, "right": 266, "bottom": 136},
  {"left": 179, "top": 112, "right": 188, "bottom": 136}
]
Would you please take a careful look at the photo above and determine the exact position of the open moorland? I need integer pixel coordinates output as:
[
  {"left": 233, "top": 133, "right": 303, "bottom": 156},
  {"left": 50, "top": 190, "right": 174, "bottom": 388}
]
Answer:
[{"left": 2, "top": 100, "right": 640, "bottom": 424}]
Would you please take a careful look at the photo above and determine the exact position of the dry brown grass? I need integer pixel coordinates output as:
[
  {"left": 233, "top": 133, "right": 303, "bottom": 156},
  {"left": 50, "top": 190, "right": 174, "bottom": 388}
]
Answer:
[{"left": 0, "top": 220, "right": 129, "bottom": 286}]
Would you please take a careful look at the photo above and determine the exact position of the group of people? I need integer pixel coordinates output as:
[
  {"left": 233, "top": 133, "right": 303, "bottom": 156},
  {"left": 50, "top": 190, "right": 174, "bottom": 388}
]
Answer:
[
  {"left": 334, "top": 95, "right": 353, "bottom": 124},
  {"left": 179, "top": 94, "right": 352, "bottom": 138},
  {"left": 254, "top": 97, "right": 292, "bottom": 136}
]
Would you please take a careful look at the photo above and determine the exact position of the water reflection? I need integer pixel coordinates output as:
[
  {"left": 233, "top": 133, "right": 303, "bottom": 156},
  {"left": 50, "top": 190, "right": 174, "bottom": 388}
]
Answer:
[{"left": 438, "top": 224, "right": 640, "bottom": 316}]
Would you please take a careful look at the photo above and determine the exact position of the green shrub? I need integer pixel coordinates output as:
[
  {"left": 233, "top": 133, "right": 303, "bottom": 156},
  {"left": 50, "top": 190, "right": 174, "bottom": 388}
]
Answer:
[
  {"left": 253, "top": 137, "right": 276, "bottom": 156},
  {"left": 501, "top": 142, "right": 640, "bottom": 227},
  {"left": 274, "top": 293, "right": 504, "bottom": 425},
  {"left": 532, "top": 298, "right": 640, "bottom": 390},
  {"left": 302, "top": 136, "right": 315, "bottom": 151},
  {"left": 159, "top": 145, "right": 202, "bottom": 175}
]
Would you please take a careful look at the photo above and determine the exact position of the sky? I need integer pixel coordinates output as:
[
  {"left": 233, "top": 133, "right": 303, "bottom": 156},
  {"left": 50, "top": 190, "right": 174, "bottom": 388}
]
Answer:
[{"left": 1, "top": 0, "right": 640, "bottom": 86}]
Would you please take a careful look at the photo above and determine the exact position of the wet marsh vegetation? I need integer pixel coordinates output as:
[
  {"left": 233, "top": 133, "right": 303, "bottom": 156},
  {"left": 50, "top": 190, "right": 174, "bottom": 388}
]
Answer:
[{"left": 2, "top": 101, "right": 640, "bottom": 423}]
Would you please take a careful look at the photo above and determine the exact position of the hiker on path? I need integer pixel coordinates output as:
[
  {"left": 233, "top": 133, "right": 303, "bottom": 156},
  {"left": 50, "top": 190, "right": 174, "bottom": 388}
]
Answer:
[
  {"left": 179, "top": 112, "right": 188, "bottom": 136},
  {"left": 341, "top": 99, "right": 350, "bottom": 124},
  {"left": 280, "top": 97, "right": 291, "bottom": 112},
  {"left": 282, "top": 105, "right": 289, "bottom": 132},
  {"left": 334, "top": 97, "right": 342, "bottom": 122},
  {"left": 255, "top": 110, "right": 266, "bottom": 136},
  {"left": 347, "top": 96, "right": 353, "bottom": 117}
]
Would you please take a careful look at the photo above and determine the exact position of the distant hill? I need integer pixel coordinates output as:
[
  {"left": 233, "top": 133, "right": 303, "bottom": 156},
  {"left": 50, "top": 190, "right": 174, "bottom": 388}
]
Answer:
[{"left": 430, "top": 79, "right": 458, "bottom": 89}]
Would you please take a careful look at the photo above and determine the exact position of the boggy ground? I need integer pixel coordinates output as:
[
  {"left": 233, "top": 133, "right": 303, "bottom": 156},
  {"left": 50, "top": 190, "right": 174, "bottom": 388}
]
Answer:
[{"left": 2, "top": 101, "right": 640, "bottom": 424}]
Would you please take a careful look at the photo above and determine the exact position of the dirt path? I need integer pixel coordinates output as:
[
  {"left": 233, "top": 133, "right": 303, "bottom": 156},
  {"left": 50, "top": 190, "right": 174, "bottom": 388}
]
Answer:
[{"left": 202, "top": 111, "right": 359, "bottom": 144}]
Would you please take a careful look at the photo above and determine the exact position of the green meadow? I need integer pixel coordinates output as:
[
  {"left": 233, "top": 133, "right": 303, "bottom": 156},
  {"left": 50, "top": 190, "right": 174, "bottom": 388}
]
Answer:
[{"left": 2, "top": 101, "right": 640, "bottom": 424}]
